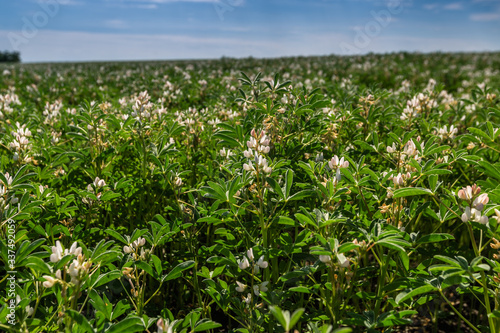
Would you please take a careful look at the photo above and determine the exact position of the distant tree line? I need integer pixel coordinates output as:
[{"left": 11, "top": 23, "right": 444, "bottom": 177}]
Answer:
[{"left": 0, "top": 51, "right": 21, "bottom": 63}]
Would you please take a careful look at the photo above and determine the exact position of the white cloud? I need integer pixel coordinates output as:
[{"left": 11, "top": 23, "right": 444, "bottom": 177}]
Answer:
[
  {"left": 56, "top": 0, "right": 84, "bottom": 5},
  {"left": 423, "top": 4, "right": 438, "bottom": 10},
  {"left": 443, "top": 2, "right": 463, "bottom": 10},
  {"left": 104, "top": 19, "right": 129, "bottom": 29},
  {"left": 130, "top": 0, "right": 226, "bottom": 3},
  {"left": 470, "top": 12, "right": 500, "bottom": 21}
]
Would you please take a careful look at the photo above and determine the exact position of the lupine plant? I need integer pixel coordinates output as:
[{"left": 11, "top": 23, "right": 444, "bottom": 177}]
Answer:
[{"left": 0, "top": 52, "right": 500, "bottom": 332}]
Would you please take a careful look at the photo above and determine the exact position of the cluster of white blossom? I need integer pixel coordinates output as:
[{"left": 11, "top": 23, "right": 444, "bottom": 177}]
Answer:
[
  {"left": 327, "top": 155, "right": 350, "bottom": 183},
  {"left": 458, "top": 185, "right": 490, "bottom": 225},
  {"left": 436, "top": 125, "right": 458, "bottom": 140},
  {"left": 9, "top": 122, "right": 32, "bottom": 163},
  {"left": 43, "top": 241, "right": 92, "bottom": 287},
  {"left": 401, "top": 93, "right": 438, "bottom": 121},
  {"left": 43, "top": 100, "right": 63, "bottom": 124},
  {"left": 243, "top": 129, "right": 272, "bottom": 175},
  {"left": 0, "top": 90, "right": 21, "bottom": 118},
  {"left": 236, "top": 248, "right": 269, "bottom": 303}
]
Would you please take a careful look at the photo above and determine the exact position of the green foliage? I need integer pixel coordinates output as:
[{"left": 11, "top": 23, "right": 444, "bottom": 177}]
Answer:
[{"left": 0, "top": 52, "right": 500, "bottom": 332}]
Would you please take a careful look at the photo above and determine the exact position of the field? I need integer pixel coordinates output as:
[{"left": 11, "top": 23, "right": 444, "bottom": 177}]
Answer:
[{"left": 1, "top": 52, "right": 500, "bottom": 333}]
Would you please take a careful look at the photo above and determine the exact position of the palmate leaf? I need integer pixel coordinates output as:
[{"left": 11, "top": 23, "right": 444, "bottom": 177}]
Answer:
[
  {"left": 201, "top": 177, "right": 243, "bottom": 204},
  {"left": 213, "top": 123, "right": 245, "bottom": 148}
]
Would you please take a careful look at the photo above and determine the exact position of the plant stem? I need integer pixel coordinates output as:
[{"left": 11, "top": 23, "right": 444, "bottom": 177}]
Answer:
[{"left": 439, "top": 290, "right": 482, "bottom": 333}]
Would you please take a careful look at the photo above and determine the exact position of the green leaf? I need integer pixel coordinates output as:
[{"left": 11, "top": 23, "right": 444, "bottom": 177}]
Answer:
[
  {"left": 106, "top": 317, "right": 144, "bottom": 333},
  {"left": 393, "top": 187, "right": 433, "bottom": 198},
  {"left": 193, "top": 319, "right": 222, "bottom": 331},
  {"left": 289, "top": 286, "right": 310, "bottom": 293},
  {"left": 91, "top": 270, "right": 122, "bottom": 288},
  {"left": 285, "top": 169, "right": 294, "bottom": 199},
  {"left": 468, "top": 127, "right": 491, "bottom": 141},
  {"left": 66, "top": 309, "right": 94, "bottom": 333},
  {"left": 289, "top": 308, "right": 305, "bottom": 329},
  {"left": 477, "top": 160, "right": 500, "bottom": 182},
  {"left": 26, "top": 257, "right": 51, "bottom": 275},
  {"left": 267, "top": 177, "right": 285, "bottom": 201},
  {"left": 416, "top": 233, "right": 454, "bottom": 245},
  {"left": 162, "top": 260, "right": 195, "bottom": 282},
  {"left": 152, "top": 255, "right": 163, "bottom": 276},
  {"left": 295, "top": 213, "right": 317, "bottom": 230},
  {"left": 278, "top": 216, "right": 296, "bottom": 226},
  {"left": 270, "top": 306, "right": 288, "bottom": 330},
  {"left": 396, "top": 285, "right": 436, "bottom": 304},
  {"left": 333, "top": 329, "right": 353, "bottom": 333},
  {"left": 105, "top": 229, "right": 129, "bottom": 244},
  {"left": 338, "top": 242, "right": 360, "bottom": 254},
  {"left": 135, "top": 261, "right": 155, "bottom": 278}
]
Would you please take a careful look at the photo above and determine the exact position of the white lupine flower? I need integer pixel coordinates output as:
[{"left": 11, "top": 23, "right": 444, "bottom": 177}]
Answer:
[
  {"left": 494, "top": 209, "right": 500, "bottom": 223},
  {"left": 338, "top": 253, "right": 350, "bottom": 268},
  {"left": 238, "top": 257, "right": 250, "bottom": 270},
  {"left": 253, "top": 255, "right": 269, "bottom": 274},
  {"left": 4, "top": 172, "right": 13, "bottom": 186},
  {"left": 253, "top": 281, "right": 269, "bottom": 296},
  {"left": 50, "top": 241, "right": 82, "bottom": 262},
  {"left": 462, "top": 206, "right": 489, "bottom": 224},
  {"left": 243, "top": 161, "right": 254, "bottom": 172},
  {"left": 243, "top": 149, "right": 253, "bottom": 158},
  {"left": 386, "top": 143, "right": 397, "bottom": 153},
  {"left": 328, "top": 155, "right": 349, "bottom": 169},
  {"left": 457, "top": 184, "right": 481, "bottom": 202},
  {"left": 473, "top": 193, "right": 489, "bottom": 211},
  {"left": 93, "top": 177, "right": 106, "bottom": 188},
  {"left": 69, "top": 242, "right": 82, "bottom": 257},
  {"left": 461, "top": 206, "right": 471, "bottom": 223},
  {"left": 174, "top": 177, "right": 183, "bottom": 187},
  {"left": 403, "top": 140, "right": 417, "bottom": 157},
  {"left": 319, "top": 255, "right": 331, "bottom": 263},
  {"left": 123, "top": 237, "right": 146, "bottom": 254},
  {"left": 243, "top": 293, "right": 252, "bottom": 304},
  {"left": 246, "top": 129, "right": 271, "bottom": 154},
  {"left": 393, "top": 173, "right": 404, "bottom": 187},
  {"left": 246, "top": 248, "right": 254, "bottom": 261},
  {"left": 256, "top": 256, "right": 268, "bottom": 269},
  {"left": 157, "top": 318, "right": 177, "bottom": 333},
  {"left": 235, "top": 281, "right": 247, "bottom": 292},
  {"left": 42, "top": 275, "right": 58, "bottom": 288},
  {"left": 255, "top": 155, "right": 272, "bottom": 174},
  {"left": 219, "top": 148, "right": 231, "bottom": 158},
  {"left": 458, "top": 186, "right": 473, "bottom": 201},
  {"left": 247, "top": 137, "right": 258, "bottom": 150},
  {"left": 68, "top": 254, "right": 92, "bottom": 284}
]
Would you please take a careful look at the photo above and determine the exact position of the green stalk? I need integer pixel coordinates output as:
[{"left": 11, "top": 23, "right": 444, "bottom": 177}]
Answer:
[
  {"left": 439, "top": 290, "right": 482, "bottom": 333},
  {"left": 467, "top": 223, "right": 495, "bottom": 332},
  {"left": 374, "top": 250, "right": 389, "bottom": 317}
]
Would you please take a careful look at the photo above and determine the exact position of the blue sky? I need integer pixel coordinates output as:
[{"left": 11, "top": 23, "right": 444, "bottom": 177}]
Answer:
[{"left": 0, "top": 0, "right": 499, "bottom": 63}]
